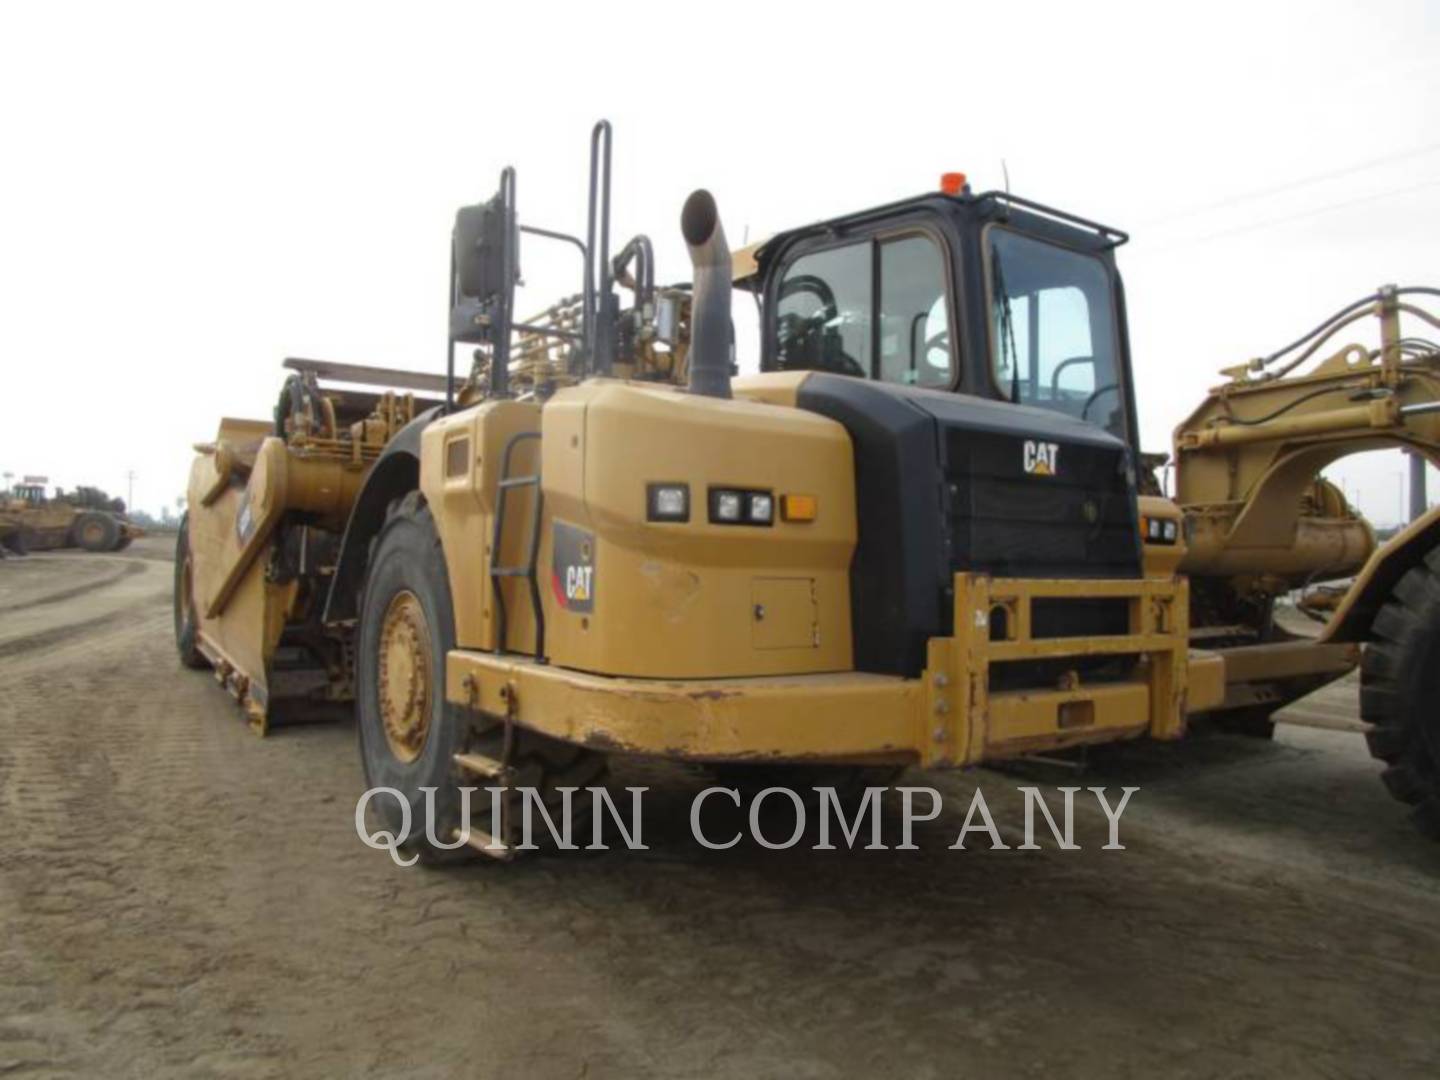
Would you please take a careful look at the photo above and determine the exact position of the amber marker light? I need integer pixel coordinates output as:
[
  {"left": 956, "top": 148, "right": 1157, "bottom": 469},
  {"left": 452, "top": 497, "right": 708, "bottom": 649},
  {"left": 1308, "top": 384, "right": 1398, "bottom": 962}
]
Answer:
[{"left": 781, "top": 494, "right": 818, "bottom": 522}]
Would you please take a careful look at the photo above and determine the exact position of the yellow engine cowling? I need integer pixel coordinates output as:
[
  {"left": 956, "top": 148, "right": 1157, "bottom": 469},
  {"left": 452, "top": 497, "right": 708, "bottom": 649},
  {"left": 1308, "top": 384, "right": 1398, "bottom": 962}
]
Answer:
[{"left": 422, "top": 378, "right": 857, "bottom": 679}]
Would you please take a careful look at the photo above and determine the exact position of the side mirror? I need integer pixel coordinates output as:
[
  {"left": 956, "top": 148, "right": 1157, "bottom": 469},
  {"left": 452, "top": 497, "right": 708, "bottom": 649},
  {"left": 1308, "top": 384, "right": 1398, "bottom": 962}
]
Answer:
[
  {"left": 454, "top": 196, "right": 513, "bottom": 301},
  {"left": 450, "top": 180, "right": 518, "bottom": 345}
]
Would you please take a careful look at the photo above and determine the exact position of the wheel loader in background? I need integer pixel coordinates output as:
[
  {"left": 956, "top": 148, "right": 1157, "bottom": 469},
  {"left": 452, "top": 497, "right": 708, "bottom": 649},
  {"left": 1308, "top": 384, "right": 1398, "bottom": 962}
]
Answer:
[
  {"left": 176, "top": 121, "right": 1231, "bottom": 860},
  {"left": 0, "top": 481, "right": 142, "bottom": 554}
]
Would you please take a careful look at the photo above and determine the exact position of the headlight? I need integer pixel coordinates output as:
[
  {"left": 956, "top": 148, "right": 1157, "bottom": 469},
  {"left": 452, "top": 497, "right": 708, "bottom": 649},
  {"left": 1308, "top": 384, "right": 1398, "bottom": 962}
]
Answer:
[
  {"left": 747, "top": 493, "right": 774, "bottom": 524},
  {"left": 1142, "top": 516, "right": 1179, "bottom": 545},
  {"left": 647, "top": 483, "right": 690, "bottom": 522}
]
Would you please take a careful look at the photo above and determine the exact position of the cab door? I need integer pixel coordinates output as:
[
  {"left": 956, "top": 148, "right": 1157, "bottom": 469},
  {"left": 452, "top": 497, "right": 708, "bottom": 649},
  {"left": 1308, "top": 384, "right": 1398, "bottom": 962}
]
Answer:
[{"left": 763, "top": 219, "right": 961, "bottom": 394}]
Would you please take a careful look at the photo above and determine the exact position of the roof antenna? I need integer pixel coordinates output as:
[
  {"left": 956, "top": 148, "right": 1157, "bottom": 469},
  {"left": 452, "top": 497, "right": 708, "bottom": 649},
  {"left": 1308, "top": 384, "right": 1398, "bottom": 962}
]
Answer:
[{"left": 1002, "top": 158, "right": 1011, "bottom": 195}]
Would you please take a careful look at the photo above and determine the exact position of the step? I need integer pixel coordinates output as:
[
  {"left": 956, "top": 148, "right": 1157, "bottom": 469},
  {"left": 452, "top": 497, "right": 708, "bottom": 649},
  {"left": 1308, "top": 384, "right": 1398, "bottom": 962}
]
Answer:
[
  {"left": 453, "top": 751, "right": 512, "bottom": 779},
  {"left": 453, "top": 827, "right": 514, "bottom": 861}
]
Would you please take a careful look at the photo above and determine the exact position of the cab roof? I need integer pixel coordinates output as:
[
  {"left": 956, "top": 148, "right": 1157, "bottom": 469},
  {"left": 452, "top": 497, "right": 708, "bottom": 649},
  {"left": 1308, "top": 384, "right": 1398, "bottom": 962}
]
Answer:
[{"left": 742, "top": 191, "right": 1129, "bottom": 289}]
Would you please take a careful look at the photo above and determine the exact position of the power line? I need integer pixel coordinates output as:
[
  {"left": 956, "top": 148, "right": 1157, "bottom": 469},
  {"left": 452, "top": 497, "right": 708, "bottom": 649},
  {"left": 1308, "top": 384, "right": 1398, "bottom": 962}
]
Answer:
[
  {"left": 1141, "top": 177, "right": 1440, "bottom": 253},
  {"left": 1140, "top": 142, "right": 1440, "bottom": 228}
]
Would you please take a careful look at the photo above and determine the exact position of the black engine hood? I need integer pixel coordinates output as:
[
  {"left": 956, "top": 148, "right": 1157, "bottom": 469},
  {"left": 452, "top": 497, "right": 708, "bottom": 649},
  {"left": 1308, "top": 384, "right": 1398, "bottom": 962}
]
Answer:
[{"left": 795, "top": 373, "right": 1142, "bottom": 676}]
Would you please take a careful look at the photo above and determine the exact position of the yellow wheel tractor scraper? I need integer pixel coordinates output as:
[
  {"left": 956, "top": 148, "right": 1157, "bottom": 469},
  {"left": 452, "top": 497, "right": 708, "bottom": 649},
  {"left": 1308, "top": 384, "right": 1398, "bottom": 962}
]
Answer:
[{"left": 177, "top": 120, "right": 1229, "bottom": 861}]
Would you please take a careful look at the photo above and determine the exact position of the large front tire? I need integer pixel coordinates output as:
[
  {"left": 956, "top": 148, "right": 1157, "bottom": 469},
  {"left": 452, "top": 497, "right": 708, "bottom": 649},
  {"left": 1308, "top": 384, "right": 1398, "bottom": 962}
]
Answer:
[
  {"left": 1361, "top": 550, "right": 1440, "bottom": 841},
  {"left": 356, "top": 493, "right": 605, "bottom": 863},
  {"left": 173, "top": 515, "right": 207, "bottom": 669}
]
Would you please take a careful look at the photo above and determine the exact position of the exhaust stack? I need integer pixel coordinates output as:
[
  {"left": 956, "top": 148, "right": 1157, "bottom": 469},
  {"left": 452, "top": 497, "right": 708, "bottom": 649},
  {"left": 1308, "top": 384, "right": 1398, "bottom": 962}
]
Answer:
[{"left": 681, "top": 189, "right": 732, "bottom": 399}]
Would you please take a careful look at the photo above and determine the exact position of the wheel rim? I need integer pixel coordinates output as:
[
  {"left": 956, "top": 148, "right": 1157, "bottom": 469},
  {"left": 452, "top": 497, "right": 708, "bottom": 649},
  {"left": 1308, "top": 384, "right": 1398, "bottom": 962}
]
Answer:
[
  {"left": 83, "top": 521, "right": 103, "bottom": 544},
  {"left": 377, "top": 589, "right": 433, "bottom": 764}
]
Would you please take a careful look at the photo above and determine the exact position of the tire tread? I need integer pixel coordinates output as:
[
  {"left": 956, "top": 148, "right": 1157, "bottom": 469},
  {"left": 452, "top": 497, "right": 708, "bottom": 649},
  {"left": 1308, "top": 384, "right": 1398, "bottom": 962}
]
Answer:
[{"left": 1360, "top": 553, "right": 1440, "bottom": 842}]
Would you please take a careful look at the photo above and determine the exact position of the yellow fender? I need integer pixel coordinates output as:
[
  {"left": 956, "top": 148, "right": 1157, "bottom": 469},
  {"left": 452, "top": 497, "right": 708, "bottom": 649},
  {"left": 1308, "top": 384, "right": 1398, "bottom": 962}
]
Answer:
[{"left": 1325, "top": 505, "right": 1440, "bottom": 642}]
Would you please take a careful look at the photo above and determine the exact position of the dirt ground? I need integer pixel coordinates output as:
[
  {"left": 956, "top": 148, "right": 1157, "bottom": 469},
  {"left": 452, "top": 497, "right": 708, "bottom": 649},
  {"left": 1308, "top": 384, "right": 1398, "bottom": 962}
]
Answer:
[{"left": 2, "top": 537, "right": 1438, "bottom": 1078}]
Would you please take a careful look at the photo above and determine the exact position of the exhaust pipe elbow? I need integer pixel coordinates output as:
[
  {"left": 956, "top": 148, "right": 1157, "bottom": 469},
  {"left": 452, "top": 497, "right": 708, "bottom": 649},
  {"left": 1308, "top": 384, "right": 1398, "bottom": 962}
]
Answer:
[{"left": 681, "top": 189, "right": 732, "bottom": 400}]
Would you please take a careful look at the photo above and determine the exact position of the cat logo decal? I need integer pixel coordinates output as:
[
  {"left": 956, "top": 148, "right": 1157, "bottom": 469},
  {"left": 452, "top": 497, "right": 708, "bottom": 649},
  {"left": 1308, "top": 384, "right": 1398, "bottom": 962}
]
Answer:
[
  {"left": 1023, "top": 440, "right": 1060, "bottom": 477},
  {"left": 551, "top": 520, "right": 596, "bottom": 613}
]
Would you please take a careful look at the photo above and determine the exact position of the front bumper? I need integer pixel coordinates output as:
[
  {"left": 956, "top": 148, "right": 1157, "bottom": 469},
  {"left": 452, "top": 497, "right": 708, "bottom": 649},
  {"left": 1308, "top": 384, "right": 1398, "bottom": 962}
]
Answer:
[{"left": 446, "top": 573, "right": 1222, "bottom": 767}]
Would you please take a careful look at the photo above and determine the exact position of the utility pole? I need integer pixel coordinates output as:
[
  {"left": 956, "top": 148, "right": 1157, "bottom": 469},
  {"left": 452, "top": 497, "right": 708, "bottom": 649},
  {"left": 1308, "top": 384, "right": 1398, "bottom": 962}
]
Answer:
[
  {"left": 1409, "top": 451, "right": 1427, "bottom": 524},
  {"left": 127, "top": 469, "right": 135, "bottom": 510}
]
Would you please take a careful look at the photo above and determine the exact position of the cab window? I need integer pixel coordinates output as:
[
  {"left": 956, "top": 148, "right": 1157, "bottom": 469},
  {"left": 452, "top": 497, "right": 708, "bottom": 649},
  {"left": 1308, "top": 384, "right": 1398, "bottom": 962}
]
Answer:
[
  {"left": 987, "top": 228, "right": 1122, "bottom": 436},
  {"left": 879, "top": 236, "right": 951, "bottom": 388},
  {"left": 772, "top": 232, "right": 954, "bottom": 389},
  {"left": 774, "top": 243, "right": 871, "bottom": 379}
]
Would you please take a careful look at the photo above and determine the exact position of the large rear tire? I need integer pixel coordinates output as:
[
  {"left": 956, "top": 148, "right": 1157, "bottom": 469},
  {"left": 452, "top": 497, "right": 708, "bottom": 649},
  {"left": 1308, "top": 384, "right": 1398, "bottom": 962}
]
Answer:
[
  {"left": 1360, "top": 550, "right": 1440, "bottom": 841},
  {"left": 74, "top": 512, "right": 119, "bottom": 552},
  {"left": 356, "top": 492, "right": 606, "bottom": 863},
  {"left": 173, "top": 515, "right": 207, "bottom": 669}
]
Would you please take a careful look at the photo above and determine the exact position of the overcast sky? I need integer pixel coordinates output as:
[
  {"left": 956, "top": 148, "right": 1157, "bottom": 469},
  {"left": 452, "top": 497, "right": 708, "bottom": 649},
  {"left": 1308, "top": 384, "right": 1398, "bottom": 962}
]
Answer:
[{"left": 2, "top": 1, "right": 1437, "bottom": 524}]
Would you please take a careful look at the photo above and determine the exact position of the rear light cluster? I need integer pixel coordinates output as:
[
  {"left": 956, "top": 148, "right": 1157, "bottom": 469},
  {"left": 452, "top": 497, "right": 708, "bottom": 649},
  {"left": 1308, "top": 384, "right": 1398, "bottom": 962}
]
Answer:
[{"left": 648, "top": 483, "right": 802, "bottom": 527}]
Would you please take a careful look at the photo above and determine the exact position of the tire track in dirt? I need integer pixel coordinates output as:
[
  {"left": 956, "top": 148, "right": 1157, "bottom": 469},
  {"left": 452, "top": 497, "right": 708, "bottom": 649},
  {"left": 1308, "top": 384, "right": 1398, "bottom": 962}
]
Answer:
[
  {"left": 0, "top": 599, "right": 169, "bottom": 661},
  {"left": 0, "top": 559, "right": 146, "bottom": 616},
  {"left": 0, "top": 551, "right": 171, "bottom": 677}
]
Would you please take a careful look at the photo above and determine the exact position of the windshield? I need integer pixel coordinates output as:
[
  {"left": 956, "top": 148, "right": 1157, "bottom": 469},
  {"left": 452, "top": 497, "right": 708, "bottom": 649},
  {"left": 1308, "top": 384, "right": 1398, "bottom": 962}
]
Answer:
[{"left": 988, "top": 228, "right": 1124, "bottom": 438}]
